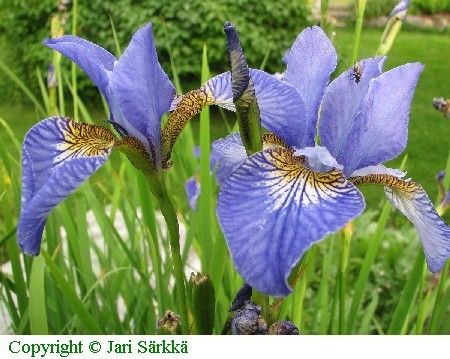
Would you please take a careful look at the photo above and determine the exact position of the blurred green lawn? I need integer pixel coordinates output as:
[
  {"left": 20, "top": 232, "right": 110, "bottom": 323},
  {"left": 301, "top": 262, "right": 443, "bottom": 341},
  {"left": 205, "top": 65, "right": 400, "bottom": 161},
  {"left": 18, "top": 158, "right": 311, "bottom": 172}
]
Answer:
[{"left": 1, "top": 26, "right": 449, "bottom": 210}]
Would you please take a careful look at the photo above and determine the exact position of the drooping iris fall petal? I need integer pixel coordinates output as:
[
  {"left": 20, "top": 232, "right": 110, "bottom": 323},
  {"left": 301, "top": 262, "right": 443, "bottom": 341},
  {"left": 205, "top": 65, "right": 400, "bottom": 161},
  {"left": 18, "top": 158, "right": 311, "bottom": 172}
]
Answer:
[
  {"left": 217, "top": 147, "right": 365, "bottom": 296},
  {"left": 351, "top": 174, "right": 450, "bottom": 272},
  {"left": 18, "top": 117, "right": 117, "bottom": 255}
]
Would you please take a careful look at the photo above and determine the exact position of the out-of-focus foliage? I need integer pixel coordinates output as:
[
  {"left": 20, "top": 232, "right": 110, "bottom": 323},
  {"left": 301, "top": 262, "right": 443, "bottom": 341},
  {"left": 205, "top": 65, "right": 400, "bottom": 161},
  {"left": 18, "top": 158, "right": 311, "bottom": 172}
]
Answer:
[
  {"left": 412, "top": 0, "right": 450, "bottom": 14},
  {"left": 364, "top": 0, "right": 398, "bottom": 19},
  {"left": 364, "top": 0, "right": 450, "bottom": 20},
  {"left": 0, "top": 0, "right": 311, "bottom": 104}
]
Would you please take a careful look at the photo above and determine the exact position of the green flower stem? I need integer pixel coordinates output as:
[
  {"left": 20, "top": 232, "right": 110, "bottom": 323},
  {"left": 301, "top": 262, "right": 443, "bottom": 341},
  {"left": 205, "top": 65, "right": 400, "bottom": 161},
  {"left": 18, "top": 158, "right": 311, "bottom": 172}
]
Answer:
[
  {"left": 428, "top": 260, "right": 449, "bottom": 333},
  {"left": 146, "top": 173, "right": 188, "bottom": 334},
  {"left": 71, "top": 0, "right": 78, "bottom": 121},
  {"left": 351, "top": 0, "right": 367, "bottom": 64},
  {"left": 338, "top": 223, "right": 352, "bottom": 334}
]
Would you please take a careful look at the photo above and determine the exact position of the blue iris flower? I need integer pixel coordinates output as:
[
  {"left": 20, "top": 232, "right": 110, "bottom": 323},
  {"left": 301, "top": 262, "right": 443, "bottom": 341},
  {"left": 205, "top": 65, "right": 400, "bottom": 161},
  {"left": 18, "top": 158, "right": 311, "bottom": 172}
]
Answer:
[
  {"left": 185, "top": 147, "right": 219, "bottom": 211},
  {"left": 18, "top": 23, "right": 176, "bottom": 255},
  {"left": 199, "top": 26, "right": 450, "bottom": 296}
]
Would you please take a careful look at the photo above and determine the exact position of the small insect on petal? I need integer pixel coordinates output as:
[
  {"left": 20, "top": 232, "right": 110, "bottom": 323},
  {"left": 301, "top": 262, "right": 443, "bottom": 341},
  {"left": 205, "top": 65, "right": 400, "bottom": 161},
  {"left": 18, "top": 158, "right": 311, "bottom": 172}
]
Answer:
[{"left": 348, "top": 60, "right": 365, "bottom": 84}]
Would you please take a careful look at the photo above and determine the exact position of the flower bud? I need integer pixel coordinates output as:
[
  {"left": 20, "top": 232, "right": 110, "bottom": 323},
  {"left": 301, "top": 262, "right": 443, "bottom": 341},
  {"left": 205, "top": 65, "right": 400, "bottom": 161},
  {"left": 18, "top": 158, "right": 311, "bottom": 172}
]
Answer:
[{"left": 190, "top": 272, "right": 215, "bottom": 334}]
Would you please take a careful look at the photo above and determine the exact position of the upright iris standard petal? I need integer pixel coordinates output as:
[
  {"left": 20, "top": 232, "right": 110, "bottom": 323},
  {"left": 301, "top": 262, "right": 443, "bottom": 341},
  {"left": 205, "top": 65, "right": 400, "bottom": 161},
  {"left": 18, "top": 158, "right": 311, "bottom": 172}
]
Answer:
[
  {"left": 283, "top": 26, "right": 337, "bottom": 147},
  {"left": 205, "top": 70, "right": 307, "bottom": 148},
  {"left": 111, "top": 23, "right": 175, "bottom": 166},
  {"left": 326, "top": 63, "right": 423, "bottom": 176},
  {"left": 217, "top": 147, "right": 365, "bottom": 296},
  {"left": 319, "top": 57, "right": 386, "bottom": 156},
  {"left": 350, "top": 174, "right": 450, "bottom": 272},
  {"left": 43, "top": 36, "right": 116, "bottom": 101},
  {"left": 18, "top": 117, "right": 116, "bottom": 255}
]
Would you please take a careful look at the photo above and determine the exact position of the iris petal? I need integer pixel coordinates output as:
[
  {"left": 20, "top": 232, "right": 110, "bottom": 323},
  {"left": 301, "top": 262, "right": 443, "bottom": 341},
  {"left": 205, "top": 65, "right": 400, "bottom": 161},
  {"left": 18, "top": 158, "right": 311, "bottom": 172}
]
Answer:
[
  {"left": 211, "top": 133, "right": 247, "bottom": 185},
  {"left": 111, "top": 23, "right": 175, "bottom": 165},
  {"left": 18, "top": 117, "right": 116, "bottom": 255},
  {"left": 217, "top": 148, "right": 365, "bottom": 296},
  {"left": 294, "top": 146, "right": 343, "bottom": 173},
  {"left": 283, "top": 26, "right": 337, "bottom": 146},
  {"left": 350, "top": 174, "right": 450, "bottom": 272},
  {"left": 329, "top": 63, "right": 423, "bottom": 176},
  {"left": 185, "top": 177, "right": 201, "bottom": 211},
  {"left": 205, "top": 70, "right": 307, "bottom": 148},
  {"left": 43, "top": 35, "right": 116, "bottom": 102},
  {"left": 319, "top": 57, "right": 386, "bottom": 158}
]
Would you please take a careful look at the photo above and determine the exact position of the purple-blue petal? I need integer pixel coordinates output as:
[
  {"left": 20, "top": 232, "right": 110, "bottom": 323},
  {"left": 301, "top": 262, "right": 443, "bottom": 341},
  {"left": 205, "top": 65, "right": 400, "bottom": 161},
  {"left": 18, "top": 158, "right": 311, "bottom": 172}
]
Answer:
[
  {"left": 211, "top": 133, "right": 247, "bottom": 185},
  {"left": 185, "top": 177, "right": 201, "bottom": 211},
  {"left": 320, "top": 57, "right": 386, "bottom": 159},
  {"left": 283, "top": 26, "right": 337, "bottom": 146},
  {"left": 385, "top": 180, "right": 450, "bottom": 272},
  {"left": 111, "top": 23, "right": 175, "bottom": 164},
  {"left": 389, "top": 0, "right": 410, "bottom": 19},
  {"left": 217, "top": 148, "right": 365, "bottom": 296},
  {"left": 205, "top": 70, "right": 307, "bottom": 148},
  {"left": 43, "top": 35, "right": 116, "bottom": 101},
  {"left": 18, "top": 117, "right": 114, "bottom": 255},
  {"left": 328, "top": 62, "right": 423, "bottom": 176}
]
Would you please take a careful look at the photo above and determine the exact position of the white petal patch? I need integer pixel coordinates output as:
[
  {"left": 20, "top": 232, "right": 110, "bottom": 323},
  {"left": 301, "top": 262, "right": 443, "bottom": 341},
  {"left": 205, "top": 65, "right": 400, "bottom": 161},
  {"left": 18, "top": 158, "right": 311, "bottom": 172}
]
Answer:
[
  {"left": 294, "top": 146, "right": 343, "bottom": 173},
  {"left": 350, "top": 164, "right": 406, "bottom": 178}
]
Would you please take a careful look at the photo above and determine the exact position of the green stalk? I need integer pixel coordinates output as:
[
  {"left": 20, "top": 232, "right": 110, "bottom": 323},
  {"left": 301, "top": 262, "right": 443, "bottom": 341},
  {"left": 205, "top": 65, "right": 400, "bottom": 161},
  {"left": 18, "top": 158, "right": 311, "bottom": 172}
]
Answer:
[
  {"left": 428, "top": 153, "right": 450, "bottom": 333},
  {"left": 146, "top": 173, "right": 188, "bottom": 334},
  {"left": 414, "top": 262, "right": 428, "bottom": 334},
  {"left": 351, "top": 0, "right": 367, "bottom": 64},
  {"left": 71, "top": 0, "right": 78, "bottom": 121},
  {"left": 198, "top": 44, "right": 213, "bottom": 270},
  {"left": 428, "top": 260, "right": 449, "bottom": 333},
  {"left": 338, "top": 223, "right": 352, "bottom": 334},
  {"left": 387, "top": 251, "right": 424, "bottom": 334}
]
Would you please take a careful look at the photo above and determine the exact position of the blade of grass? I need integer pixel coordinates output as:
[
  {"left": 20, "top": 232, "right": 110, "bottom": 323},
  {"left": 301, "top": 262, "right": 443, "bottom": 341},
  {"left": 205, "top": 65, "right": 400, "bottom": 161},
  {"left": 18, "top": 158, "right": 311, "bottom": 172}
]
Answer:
[
  {"left": 292, "top": 246, "right": 316, "bottom": 331},
  {"left": 36, "top": 68, "right": 50, "bottom": 115},
  {"left": 71, "top": 0, "right": 79, "bottom": 121},
  {"left": 109, "top": 15, "right": 122, "bottom": 57},
  {"left": 0, "top": 60, "right": 46, "bottom": 116},
  {"left": 387, "top": 251, "right": 425, "bottom": 334},
  {"left": 0, "top": 273, "right": 20, "bottom": 330},
  {"left": 41, "top": 249, "right": 102, "bottom": 334},
  {"left": 429, "top": 263, "right": 450, "bottom": 334},
  {"left": 29, "top": 255, "right": 48, "bottom": 334},
  {"left": 198, "top": 43, "right": 213, "bottom": 270},
  {"left": 358, "top": 292, "right": 378, "bottom": 334},
  {"left": 347, "top": 155, "right": 407, "bottom": 333},
  {"left": 0, "top": 227, "right": 17, "bottom": 248}
]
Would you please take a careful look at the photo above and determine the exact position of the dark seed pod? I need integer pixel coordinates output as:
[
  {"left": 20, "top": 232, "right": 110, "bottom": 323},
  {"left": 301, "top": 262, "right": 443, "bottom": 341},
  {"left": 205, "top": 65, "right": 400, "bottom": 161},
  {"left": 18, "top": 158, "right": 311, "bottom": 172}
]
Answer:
[
  {"left": 156, "top": 310, "right": 182, "bottom": 335},
  {"left": 268, "top": 320, "right": 299, "bottom": 335},
  {"left": 231, "top": 301, "right": 267, "bottom": 335}
]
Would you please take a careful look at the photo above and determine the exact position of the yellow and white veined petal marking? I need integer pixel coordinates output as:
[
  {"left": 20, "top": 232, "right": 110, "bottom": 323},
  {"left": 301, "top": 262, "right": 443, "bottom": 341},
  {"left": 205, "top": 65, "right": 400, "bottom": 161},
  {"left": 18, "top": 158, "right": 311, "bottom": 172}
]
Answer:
[
  {"left": 217, "top": 147, "right": 365, "bottom": 297},
  {"left": 18, "top": 117, "right": 118, "bottom": 256},
  {"left": 55, "top": 118, "right": 117, "bottom": 162},
  {"left": 350, "top": 174, "right": 450, "bottom": 272}
]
